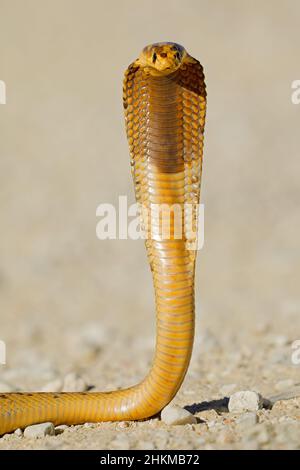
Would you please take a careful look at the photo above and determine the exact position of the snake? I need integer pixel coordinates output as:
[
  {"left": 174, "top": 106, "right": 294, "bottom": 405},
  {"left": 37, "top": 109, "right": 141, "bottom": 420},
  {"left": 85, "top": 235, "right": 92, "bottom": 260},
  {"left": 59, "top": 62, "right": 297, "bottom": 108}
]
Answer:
[{"left": 0, "top": 42, "right": 206, "bottom": 435}]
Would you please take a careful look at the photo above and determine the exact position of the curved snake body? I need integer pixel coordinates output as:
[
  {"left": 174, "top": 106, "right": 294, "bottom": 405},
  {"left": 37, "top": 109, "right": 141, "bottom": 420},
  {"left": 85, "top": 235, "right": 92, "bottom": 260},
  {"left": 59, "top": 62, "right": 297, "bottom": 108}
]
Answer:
[{"left": 0, "top": 43, "right": 206, "bottom": 435}]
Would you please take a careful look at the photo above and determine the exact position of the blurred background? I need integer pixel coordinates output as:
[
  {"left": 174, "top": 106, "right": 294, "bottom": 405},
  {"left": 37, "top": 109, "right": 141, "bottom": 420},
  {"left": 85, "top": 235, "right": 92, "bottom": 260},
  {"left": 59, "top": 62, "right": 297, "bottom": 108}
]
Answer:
[{"left": 0, "top": 0, "right": 299, "bottom": 398}]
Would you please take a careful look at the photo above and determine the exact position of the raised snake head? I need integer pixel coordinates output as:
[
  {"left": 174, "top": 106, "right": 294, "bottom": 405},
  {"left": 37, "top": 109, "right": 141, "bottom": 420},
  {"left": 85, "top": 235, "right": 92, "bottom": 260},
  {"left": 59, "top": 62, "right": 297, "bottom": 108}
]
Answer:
[{"left": 136, "top": 42, "right": 188, "bottom": 76}]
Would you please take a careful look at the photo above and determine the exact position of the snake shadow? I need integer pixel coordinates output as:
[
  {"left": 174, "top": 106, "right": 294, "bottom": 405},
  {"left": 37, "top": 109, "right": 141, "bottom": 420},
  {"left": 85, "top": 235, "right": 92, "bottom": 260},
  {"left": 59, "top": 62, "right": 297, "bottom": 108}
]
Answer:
[
  {"left": 184, "top": 397, "right": 230, "bottom": 418},
  {"left": 151, "top": 398, "right": 229, "bottom": 424}
]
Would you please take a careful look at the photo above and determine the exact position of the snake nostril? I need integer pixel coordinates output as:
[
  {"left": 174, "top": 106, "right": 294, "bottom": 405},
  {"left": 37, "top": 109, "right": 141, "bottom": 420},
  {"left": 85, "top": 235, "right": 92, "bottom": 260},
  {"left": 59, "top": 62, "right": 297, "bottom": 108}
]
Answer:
[{"left": 152, "top": 52, "right": 157, "bottom": 64}]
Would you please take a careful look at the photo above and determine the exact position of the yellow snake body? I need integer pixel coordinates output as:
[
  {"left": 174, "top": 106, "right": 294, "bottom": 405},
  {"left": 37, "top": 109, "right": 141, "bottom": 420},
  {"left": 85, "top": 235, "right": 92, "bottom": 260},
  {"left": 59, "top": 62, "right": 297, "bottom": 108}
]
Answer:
[{"left": 0, "top": 43, "right": 206, "bottom": 435}]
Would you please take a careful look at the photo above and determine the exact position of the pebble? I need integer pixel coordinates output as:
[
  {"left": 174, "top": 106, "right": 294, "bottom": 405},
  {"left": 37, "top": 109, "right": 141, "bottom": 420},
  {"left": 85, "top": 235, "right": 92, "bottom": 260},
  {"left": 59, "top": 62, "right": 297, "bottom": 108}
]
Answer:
[
  {"left": 55, "top": 425, "right": 69, "bottom": 435},
  {"left": 220, "top": 383, "right": 237, "bottom": 396},
  {"left": 161, "top": 405, "right": 197, "bottom": 425},
  {"left": 83, "top": 422, "right": 95, "bottom": 428},
  {"left": 154, "top": 430, "right": 169, "bottom": 448},
  {"left": 228, "top": 391, "right": 264, "bottom": 413},
  {"left": 63, "top": 372, "right": 89, "bottom": 392},
  {"left": 207, "top": 420, "right": 217, "bottom": 429},
  {"left": 198, "top": 409, "right": 219, "bottom": 422},
  {"left": 24, "top": 422, "right": 55, "bottom": 438},
  {"left": 41, "top": 378, "right": 63, "bottom": 392},
  {"left": 117, "top": 421, "right": 130, "bottom": 429},
  {"left": 216, "top": 429, "right": 233, "bottom": 445},
  {"left": 14, "top": 428, "right": 23, "bottom": 437}
]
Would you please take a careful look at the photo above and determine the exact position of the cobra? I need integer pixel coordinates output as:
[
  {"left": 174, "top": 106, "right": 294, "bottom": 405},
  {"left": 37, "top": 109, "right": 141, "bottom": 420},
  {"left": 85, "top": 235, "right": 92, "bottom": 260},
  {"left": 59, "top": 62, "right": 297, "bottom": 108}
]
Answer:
[{"left": 0, "top": 42, "right": 206, "bottom": 435}]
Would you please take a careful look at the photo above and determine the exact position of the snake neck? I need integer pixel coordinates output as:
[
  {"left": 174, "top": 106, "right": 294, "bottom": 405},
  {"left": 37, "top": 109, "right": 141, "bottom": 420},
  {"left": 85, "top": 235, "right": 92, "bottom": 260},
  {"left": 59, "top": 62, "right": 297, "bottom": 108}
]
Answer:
[{"left": 122, "top": 67, "right": 205, "bottom": 416}]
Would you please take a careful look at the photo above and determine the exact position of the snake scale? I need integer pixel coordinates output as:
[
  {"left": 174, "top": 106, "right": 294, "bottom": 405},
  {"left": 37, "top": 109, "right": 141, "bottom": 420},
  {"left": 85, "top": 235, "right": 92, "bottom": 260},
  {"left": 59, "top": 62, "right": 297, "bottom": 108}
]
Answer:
[{"left": 0, "top": 43, "right": 206, "bottom": 435}]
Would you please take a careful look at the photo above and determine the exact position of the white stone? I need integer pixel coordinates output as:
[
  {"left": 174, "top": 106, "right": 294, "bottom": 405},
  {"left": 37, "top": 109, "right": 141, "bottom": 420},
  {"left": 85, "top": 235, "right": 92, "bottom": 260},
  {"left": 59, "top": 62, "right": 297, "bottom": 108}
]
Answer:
[
  {"left": 63, "top": 372, "right": 88, "bottom": 392},
  {"left": 117, "top": 421, "right": 130, "bottom": 429},
  {"left": 199, "top": 409, "right": 219, "bottom": 422},
  {"left": 228, "top": 391, "right": 264, "bottom": 413},
  {"left": 24, "top": 422, "right": 55, "bottom": 438},
  {"left": 55, "top": 424, "right": 68, "bottom": 435},
  {"left": 14, "top": 428, "right": 23, "bottom": 437},
  {"left": 83, "top": 422, "right": 95, "bottom": 428},
  {"left": 161, "top": 405, "right": 197, "bottom": 425},
  {"left": 207, "top": 420, "right": 216, "bottom": 429}
]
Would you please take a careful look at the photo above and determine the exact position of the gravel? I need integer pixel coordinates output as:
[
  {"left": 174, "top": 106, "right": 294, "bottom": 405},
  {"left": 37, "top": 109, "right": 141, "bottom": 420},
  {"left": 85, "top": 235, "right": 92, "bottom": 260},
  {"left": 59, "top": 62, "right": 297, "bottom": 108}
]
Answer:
[
  {"left": 117, "top": 421, "right": 130, "bottom": 429},
  {"left": 236, "top": 412, "right": 258, "bottom": 430},
  {"left": 55, "top": 425, "right": 69, "bottom": 435},
  {"left": 228, "top": 391, "right": 264, "bottom": 413},
  {"left": 24, "top": 423, "right": 55, "bottom": 439},
  {"left": 244, "top": 423, "right": 270, "bottom": 446},
  {"left": 111, "top": 436, "right": 131, "bottom": 450},
  {"left": 161, "top": 405, "right": 197, "bottom": 425}
]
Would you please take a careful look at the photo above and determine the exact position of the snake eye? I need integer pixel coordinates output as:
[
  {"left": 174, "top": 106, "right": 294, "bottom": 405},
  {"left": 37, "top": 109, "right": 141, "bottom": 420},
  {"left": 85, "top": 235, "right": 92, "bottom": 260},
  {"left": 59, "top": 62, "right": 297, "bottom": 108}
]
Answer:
[
  {"left": 152, "top": 52, "right": 157, "bottom": 64},
  {"left": 175, "top": 52, "right": 181, "bottom": 60}
]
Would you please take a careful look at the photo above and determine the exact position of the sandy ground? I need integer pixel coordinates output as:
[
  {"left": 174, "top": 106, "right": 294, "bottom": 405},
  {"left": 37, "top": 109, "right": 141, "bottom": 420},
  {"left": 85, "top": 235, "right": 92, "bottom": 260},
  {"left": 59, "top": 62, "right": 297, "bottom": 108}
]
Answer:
[{"left": 0, "top": 0, "right": 300, "bottom": 450}]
